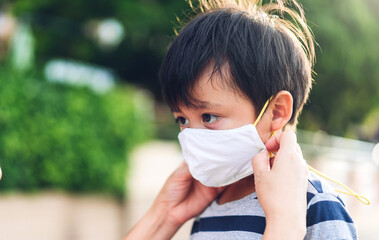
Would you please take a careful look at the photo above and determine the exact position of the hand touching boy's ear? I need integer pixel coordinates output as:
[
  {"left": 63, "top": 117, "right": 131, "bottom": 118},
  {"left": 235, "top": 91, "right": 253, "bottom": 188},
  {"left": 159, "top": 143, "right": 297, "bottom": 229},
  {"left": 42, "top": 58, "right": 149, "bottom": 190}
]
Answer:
[
  {"left": 269, "top": 91, "right": 293, "bottom": 132},
  {"left": 252, "top": 130, "right": 308, "bottom": 239}
]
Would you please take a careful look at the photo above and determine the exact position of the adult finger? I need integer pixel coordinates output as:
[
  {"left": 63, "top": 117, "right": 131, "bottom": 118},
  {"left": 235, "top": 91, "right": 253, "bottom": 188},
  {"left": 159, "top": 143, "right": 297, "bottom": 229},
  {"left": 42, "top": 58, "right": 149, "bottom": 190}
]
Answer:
[
  {"left": 266, "top": 130, "right": 297, "bottom": 152},
  {"left": 265, "top": 131, "right": 282, "bottom": 152},
  {"left": 252, "top": 150, "right": 270, "bottom": 175},
  {"left": 279, "top": 131, "right": 298, "bottom": 150}
]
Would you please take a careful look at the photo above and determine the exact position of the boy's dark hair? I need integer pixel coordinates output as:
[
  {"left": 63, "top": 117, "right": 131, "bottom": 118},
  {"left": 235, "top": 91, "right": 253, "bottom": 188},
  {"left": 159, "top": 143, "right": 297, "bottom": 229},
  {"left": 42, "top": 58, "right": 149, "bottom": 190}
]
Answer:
[{"left": 159, "top": 0, "right": 315, "bottom": 126}]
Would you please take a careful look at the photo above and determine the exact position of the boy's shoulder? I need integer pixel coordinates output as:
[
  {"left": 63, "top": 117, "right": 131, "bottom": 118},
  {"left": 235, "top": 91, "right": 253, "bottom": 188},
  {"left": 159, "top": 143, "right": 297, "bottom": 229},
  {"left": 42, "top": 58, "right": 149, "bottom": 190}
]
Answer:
[
  {"left": 305, "top": 171, "right": 357, "bottom": 240},
  {"left": 306, "top": 170, "right": 344, "bottom": 204},
  {"left": 306, "top": 170, "right": 349, "bottom": 210}
]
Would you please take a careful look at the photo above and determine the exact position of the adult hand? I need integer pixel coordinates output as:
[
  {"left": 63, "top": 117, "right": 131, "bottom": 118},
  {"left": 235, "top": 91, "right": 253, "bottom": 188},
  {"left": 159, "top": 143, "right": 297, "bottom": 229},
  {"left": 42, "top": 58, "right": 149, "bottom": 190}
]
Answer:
[
  {"left": 252, "top": 130, "right": 308, "bottom": 239},
  {"left": 124, "top": 161, "right": 223, "bottom": 240},
  {"left": 155, "top": 161, "right": 224, "bottom": 226}
]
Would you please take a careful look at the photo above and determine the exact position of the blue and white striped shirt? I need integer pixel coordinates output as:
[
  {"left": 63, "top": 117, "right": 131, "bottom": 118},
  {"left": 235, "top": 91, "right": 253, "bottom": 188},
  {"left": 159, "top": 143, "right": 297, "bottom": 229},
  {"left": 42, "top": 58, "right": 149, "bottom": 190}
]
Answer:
[{"left": 190, "top": 172, "right": 357, "bottom": 240}]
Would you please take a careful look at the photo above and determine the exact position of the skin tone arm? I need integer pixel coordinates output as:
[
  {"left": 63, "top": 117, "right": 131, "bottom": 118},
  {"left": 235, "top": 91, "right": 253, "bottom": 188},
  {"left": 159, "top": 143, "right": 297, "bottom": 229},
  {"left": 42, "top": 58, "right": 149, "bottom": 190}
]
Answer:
[{"left": 123, "top": 130, "right": 308, "bottom": 240}]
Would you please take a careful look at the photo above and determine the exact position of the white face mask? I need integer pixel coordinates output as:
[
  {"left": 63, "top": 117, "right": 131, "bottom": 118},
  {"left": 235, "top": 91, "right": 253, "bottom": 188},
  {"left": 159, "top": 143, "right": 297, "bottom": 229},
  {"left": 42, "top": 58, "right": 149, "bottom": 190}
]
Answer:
[
  {"left": 177, "top": 99, "right": 271, "bottom": 187},
  {"left": 178, "top": 124, "right": 266, "bottom": 187}
]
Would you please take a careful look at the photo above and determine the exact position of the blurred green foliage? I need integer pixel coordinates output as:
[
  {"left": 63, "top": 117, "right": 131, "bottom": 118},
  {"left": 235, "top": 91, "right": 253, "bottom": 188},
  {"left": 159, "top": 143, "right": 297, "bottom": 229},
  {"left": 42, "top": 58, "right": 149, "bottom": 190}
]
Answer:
[
  {"left": 299, "top": 0, "right": 379, "bottom": 138},
  {"left": 0, "top": 64, "right": 154, "bottom": 197},
  {"left": 7, "top": 0, "right": 189, "bottom": 97}
]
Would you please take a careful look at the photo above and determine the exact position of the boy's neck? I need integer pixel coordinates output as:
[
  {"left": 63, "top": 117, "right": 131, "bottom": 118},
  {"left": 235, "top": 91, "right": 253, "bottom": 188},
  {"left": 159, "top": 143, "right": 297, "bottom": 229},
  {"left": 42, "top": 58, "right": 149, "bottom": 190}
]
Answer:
[{"left": 217, "top": 175, "right": 256, "bottom": 204}]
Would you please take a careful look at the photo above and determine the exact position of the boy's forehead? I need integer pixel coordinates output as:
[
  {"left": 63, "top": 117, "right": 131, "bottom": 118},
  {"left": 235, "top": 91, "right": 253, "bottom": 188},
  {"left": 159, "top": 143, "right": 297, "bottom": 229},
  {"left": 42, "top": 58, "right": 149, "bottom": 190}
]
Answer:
[
  {"left": 172, "top": 82, "right": 251, "bottom": 113},
  {"left": 171, "top": 63, "right": 252, "bottom": 113}
]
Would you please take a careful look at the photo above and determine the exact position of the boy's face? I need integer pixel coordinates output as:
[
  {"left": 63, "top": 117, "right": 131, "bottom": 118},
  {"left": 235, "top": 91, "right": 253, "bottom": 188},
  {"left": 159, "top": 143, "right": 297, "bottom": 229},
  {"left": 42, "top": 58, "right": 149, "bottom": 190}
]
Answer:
[{"left": 173, "top": 67, "right": 272, "bottom": 141}]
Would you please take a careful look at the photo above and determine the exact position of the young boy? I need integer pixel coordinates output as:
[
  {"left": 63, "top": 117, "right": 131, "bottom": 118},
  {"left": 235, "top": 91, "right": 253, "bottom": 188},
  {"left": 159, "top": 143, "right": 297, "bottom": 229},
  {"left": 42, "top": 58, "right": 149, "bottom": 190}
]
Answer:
[{"left": 158, "top": 0, "right": 357, "bottom": 239}]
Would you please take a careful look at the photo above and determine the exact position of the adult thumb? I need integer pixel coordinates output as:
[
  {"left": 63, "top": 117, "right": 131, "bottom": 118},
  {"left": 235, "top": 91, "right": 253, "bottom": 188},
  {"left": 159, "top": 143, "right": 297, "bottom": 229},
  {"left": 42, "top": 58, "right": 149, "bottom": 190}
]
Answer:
[{"left": 252, "top": 150, "right": 270, "bottom": 176}]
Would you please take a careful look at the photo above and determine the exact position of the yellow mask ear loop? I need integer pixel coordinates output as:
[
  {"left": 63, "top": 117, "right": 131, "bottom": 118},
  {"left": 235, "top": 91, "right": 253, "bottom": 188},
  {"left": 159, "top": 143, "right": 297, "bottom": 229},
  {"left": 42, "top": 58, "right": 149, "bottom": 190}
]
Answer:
[
  {"left": 307, "top": 165, "right": 370, "bottom": 205},
  {"left": 254, "top": 97, "right": 276, "bottom": 157},
  {"left": 268, "top": 131, "right": 277, "bottom": 158},
  {"left": 253, "top": 96, "right": 273, "bottom": 126},
  {"left": 268, "top": 150, "right": 370, "bottom": 204}
]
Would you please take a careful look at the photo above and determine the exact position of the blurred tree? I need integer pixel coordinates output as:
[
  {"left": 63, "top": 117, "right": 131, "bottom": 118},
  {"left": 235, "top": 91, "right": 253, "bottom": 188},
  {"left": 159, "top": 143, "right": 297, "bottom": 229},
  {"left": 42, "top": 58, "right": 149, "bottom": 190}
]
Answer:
[
  {"left": 297, "top": 0, "right": 379, "bottom": 138},
  {"left": 0, "top": 63, "right": 154, "bottom": 197},
  {"left": 7, "top": 0, "right": 189, "bottom": 97}
]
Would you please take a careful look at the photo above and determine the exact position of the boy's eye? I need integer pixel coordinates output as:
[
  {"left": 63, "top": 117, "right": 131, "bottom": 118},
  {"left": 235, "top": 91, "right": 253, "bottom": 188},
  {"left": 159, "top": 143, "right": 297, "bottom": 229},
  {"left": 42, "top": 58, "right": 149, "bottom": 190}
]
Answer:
[
  {"left": 202, "top": 114, "right": 219, "bottom": 124},
  {"left": 175, "top": 117, "right": 189, "bottom": 126}
]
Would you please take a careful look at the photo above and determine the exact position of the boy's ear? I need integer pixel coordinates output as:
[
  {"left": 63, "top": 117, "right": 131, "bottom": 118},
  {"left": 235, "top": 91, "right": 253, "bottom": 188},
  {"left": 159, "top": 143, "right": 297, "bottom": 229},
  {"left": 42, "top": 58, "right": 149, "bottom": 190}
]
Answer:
[{"left": 269, "top": 91, "right": 293, "bottom": 131}]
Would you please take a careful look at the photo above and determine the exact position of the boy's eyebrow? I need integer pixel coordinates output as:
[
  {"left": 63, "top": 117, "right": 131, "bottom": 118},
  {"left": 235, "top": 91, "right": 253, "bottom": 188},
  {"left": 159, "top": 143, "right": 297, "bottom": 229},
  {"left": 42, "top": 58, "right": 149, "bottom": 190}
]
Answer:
[
  {"left": 172, "top": 101, "right": 222, "bottom": 113},
  {"left": 197, "top": 101, "right": 222, "bottom": 109}
]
